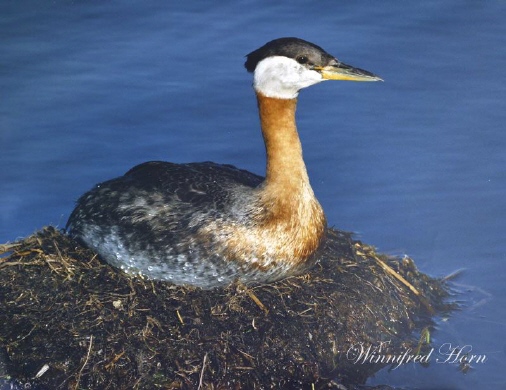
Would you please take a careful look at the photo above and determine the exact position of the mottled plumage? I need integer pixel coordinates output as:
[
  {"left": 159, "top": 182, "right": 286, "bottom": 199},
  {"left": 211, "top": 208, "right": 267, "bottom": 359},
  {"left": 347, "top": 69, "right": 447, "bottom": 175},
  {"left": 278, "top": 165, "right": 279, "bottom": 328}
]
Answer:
[{"left": 68, "top": 162, "right": 269, "bottom": 288}]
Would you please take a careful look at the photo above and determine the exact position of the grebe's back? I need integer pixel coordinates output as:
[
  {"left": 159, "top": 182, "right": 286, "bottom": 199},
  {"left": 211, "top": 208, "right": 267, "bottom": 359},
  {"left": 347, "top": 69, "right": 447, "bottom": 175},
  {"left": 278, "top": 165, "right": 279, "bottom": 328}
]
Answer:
[
  {"left": 67, "top": 37, "right": 381, "bottom": 289},
  {"left": 68, "top": 161, "right": 266, "bottom": 288}
]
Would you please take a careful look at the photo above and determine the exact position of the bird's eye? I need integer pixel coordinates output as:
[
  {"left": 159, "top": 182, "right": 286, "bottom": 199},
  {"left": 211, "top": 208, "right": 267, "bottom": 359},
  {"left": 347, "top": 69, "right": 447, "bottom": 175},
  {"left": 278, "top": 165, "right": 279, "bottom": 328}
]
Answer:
[{"left": 296, "top": 55, "right": 309, "bottom": 64}]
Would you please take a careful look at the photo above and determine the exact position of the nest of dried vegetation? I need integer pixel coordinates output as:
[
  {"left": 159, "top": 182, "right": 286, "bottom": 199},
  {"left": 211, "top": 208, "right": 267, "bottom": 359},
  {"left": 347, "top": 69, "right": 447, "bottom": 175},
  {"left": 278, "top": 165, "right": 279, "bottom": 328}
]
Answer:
[{"left": 0, "top": 227, "right": 451, "bottom": 389}]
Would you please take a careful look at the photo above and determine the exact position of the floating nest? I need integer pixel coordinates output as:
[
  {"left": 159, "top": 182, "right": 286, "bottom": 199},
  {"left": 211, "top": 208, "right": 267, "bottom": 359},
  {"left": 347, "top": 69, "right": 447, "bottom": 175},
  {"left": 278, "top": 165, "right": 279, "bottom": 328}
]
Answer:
[{"left": 0, "top": 227, "right": 451, "bottom": 389}]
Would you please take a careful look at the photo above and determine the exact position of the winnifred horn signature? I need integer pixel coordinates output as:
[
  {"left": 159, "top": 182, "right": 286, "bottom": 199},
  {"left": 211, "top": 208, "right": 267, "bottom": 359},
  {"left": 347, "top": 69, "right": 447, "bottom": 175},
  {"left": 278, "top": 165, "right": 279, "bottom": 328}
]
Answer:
[{"left": 347, "top": 341, "right": 486, "bottom": 370}]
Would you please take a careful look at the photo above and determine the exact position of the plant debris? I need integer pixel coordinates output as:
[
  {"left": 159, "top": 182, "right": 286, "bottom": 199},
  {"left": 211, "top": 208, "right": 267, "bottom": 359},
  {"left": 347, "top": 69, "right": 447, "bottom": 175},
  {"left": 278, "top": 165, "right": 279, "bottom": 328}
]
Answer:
[{"left": 0, "top": 227, "right": 452, "bottom": 389}]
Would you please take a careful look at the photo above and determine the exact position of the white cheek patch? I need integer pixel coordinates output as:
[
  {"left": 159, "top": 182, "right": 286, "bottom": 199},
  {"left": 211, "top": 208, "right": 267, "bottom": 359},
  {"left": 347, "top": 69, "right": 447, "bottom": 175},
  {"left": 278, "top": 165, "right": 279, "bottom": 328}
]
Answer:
[{"left": 253, "top": 56, "right": 324, "bottom": 99}]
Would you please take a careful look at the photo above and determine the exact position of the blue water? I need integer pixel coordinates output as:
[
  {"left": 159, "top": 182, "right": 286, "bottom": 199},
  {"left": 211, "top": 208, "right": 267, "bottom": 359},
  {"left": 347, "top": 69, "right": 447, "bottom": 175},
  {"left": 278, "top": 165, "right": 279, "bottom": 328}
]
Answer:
[{"left": 1, "top": 1, "right": 505, "bottom": 388}]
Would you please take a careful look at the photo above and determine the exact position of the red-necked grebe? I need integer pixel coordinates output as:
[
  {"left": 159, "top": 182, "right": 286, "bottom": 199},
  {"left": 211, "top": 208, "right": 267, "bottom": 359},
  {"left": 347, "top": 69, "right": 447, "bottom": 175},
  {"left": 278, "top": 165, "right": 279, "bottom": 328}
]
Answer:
[{"left": 66, "top": 37, "right": 382, "bottom": 289}]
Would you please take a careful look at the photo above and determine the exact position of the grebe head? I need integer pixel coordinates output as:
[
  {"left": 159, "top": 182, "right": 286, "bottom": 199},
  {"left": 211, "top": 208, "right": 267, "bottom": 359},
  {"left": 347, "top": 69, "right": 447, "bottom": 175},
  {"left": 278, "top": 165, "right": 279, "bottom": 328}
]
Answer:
[{"left": 245, "top": 37, "right": 382, "bottom": 99}]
